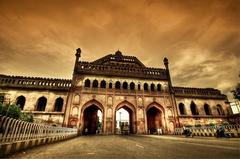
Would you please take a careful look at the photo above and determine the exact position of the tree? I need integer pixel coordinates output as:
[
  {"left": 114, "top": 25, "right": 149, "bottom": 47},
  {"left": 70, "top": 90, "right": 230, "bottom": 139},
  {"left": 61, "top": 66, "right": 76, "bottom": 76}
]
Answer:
[
  {"left": 231, "top": 75, "right": 240, "bottom": 100},
  {"left": 0, "top": 92, "right": 4, "bottom": 104},
  {"left": 0, "top": 104, "right": 21, "bottom": 119},
  {"left": 0, "top": 103, "right": 34, "bottom": 122},
  {"left": 20, "top": 112, "right": 34, "bottom": 122}
]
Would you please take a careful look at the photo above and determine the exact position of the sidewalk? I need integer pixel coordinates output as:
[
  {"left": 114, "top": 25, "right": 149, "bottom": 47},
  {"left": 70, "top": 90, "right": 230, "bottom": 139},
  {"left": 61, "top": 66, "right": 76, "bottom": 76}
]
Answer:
[{"left": 140, "top": 134, "right": 240, "bottom": 142}]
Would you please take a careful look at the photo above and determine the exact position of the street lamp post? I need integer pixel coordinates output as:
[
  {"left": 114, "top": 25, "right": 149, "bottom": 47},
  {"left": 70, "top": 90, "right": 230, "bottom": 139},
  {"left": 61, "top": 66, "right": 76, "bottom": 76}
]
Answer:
[{"left": 119, "top": 112, "right": 122, "bottom": 133}]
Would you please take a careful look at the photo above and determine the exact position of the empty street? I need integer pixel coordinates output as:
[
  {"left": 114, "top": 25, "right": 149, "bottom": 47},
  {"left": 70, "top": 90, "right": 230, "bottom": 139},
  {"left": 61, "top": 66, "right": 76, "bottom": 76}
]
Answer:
[{"left": 7, "top": 135, "right": 240, "bottom": 159}]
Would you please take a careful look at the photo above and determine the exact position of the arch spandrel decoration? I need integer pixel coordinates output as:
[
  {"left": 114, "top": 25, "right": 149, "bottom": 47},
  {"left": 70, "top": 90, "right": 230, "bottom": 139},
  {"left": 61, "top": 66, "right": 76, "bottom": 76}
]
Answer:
[
  {"left": 72, "top": 106, "right": 79, "bottom": 117},
  {"left": 73, "top": 94, "right": 80, "bottom": 105},
  {"left": 146, "top": 102, "right": 165, "bottom": 115},
  {"left": 115, "top": 100, "right": 136, "bottom": 112},
  {"left": 164, "top": 97, "right": 171, "bottom": 106},
  {"left": 137, "top": 97, "right": 143, "bottom": 107},
  {"left": 107, "top": 96, "right": 113, "bottom": 106},
  {"left": 81, "top": 99, "right": 104, "bottom": 112},
  {"left": 167, "top": 108, "right": 173, "bottom": 117}
]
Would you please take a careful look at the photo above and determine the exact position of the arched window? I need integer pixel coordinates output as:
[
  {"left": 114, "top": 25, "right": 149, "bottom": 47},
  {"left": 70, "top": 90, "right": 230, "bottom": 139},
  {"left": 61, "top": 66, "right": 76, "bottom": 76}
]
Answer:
[
  {"left": 150, "top": 84, "right": 155, "bottom": 92},
  {"left": 36, "top": 96, "right": 47, "bottom": 111},
  {"left": 123, "top": 82, "right": 128, "bottom": 89},
  {"left": 179, "top": 103, "right": 185, "bottom": 115},
  {"left": 16, "top": 95, "right": 26, "bottom": 110},
  {"left": 130, "top": 82, "right": 135, "bottom": 90},
  {"left": 115, "top": 81, "right": 121, "bottom": 89},
  {"left": 157, "top": 84, "right": 161, "bottom": 91},
  {"left": 109, "top": 82, "right": 112, "bottom": 89},
  {"left": 216, "top": 104, "right": 225, "bottom": 115},
  {"left": 190, "top": 101, "right": 198, "bottom": 115},
  {"left": 204, "top": 104, "right": 211, "bottom": 115},
  {"left": 84, "top": 79, "right": 90, "bottom": 87},
  {"left": 100, "top": 80, "right": 106, "bottom": 88},
  {"left": 138, "top": 84, "right": 141, "bottom": 90},
  {"left": 92, "top": 80, "right": 98, "bottom": 88},
  {"left": 54, "top": 97, "right": 64, "bottom": 112},
  {"left": 144, "top": 83, "right": 148, "bottom": 91}
]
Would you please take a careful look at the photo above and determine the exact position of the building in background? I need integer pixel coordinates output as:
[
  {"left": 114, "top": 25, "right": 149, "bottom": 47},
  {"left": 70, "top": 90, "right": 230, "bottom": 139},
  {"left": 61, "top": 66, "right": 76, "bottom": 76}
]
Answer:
[{"left": 0, "top": 48, "right": 232, "bottom": 134}]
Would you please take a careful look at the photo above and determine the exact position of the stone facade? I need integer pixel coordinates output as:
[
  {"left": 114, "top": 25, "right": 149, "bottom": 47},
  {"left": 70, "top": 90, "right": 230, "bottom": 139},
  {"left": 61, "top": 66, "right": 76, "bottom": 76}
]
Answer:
[{"left": 0, "top": 48, "right": 231, "bottom": 134}]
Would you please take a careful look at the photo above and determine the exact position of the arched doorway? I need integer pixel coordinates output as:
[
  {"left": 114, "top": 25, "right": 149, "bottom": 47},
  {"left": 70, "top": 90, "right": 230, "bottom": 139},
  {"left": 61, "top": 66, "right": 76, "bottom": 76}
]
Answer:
[
  {"left": 83, "top": 104, "right": 103, "bottom": 135},
  {"left": 147, "top": 106, "right": 163, "bottom": 134},
  {"left": 115, "top": 102, "right": 136, "bottom": 134}
]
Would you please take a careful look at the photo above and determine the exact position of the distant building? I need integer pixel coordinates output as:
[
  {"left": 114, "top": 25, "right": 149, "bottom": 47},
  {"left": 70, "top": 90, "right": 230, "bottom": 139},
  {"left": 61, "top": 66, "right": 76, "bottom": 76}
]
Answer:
[{"left": 0, "top": 48, "right": 232, "bottom": 134}]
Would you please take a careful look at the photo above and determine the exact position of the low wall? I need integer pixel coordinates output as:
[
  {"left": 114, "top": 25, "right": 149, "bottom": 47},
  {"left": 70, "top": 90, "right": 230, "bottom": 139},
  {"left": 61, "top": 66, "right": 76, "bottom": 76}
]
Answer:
[
  {"left": 0, "top": 134, "right": 77, "bottom": 157},
  {"left": 175, "top": 124, "right": 240, "bottom": 137},
  {"left": 0, "top": 116, "right": 78, "bottom": 157}
]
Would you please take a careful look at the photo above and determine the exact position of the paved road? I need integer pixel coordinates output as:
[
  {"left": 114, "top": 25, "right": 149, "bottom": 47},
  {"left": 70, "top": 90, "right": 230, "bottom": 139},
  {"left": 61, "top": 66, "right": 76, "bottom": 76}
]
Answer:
[{"left": 7, "top": 135, "right": 240, "bottom": 159}]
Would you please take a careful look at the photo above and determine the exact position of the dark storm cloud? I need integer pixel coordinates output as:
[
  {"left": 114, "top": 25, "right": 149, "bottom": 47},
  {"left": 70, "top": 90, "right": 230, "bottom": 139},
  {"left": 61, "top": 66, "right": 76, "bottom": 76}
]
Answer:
[{"left": 0, "top": 0, "right": 239, "bottom": 98}]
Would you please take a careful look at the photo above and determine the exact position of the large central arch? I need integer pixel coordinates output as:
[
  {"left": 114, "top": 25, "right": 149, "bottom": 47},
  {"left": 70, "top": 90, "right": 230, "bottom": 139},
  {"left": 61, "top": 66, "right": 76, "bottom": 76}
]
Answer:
[
  {"left": 146, "top": 102, "right": 166, "bottom": 134},
  {"left": 114, "top": 101, "right": 137, "bottom": 134},
  {"left": 80, "top": 99, "right": 104, "bottom": 135}
]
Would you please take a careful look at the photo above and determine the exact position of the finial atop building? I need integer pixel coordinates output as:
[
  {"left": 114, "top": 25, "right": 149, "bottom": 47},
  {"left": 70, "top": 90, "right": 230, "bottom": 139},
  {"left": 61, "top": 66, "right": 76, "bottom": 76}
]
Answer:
[
  {"left": 163, "top": 57, "right": 169, "bottom": 70},
  {"left": 163, "top": 57, "right": 168, "bottom": 65},
  {"left": 76, "top": 48, "right": 81, "bottom": 57},
  {"left": 115, "top": 50, "right": 122, "bottom": 56},
  {"left": 75, "top": 48, "right": 81, "bottom": 63}
]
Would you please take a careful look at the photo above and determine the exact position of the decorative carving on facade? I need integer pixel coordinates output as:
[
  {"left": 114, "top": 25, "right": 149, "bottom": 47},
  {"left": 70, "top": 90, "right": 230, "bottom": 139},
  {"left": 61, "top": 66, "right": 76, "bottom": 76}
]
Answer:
[
  {"left": 164, "top": 97, "right": 171, "bottom": 106},
  {"left": 107, "top": 108, "right": 112, "bottom": 118},
  {"left": 73, "top": 95, "right": 80, "bottom": 105},
  {"left": 137, "top": 97, "right": 143, "bottom": 107},
  {"left": 71, "top": 106, "right": 78, "bottom": 117},
  {"left": 107, "top": 96, "right": 113, "bottom": 106}
]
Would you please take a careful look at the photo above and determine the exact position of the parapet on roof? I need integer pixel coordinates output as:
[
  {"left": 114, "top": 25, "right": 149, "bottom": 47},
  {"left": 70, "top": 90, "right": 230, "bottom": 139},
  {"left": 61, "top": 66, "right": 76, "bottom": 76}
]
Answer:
[
  {"left": 92, "top": 50, "right": 146, "bottom": 68},
  {"left": 74, "top": 50, "right": 168, "bottom": 80}
]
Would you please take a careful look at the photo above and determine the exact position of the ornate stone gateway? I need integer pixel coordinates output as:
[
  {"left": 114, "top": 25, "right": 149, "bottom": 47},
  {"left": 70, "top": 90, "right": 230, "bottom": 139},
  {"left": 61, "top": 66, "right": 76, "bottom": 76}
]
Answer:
[
  {"left": 0, "top": 48, "right": 230, "bottom": 134},
  {"left": 63, "top": 48, "right": 175, "bottom": 134}
]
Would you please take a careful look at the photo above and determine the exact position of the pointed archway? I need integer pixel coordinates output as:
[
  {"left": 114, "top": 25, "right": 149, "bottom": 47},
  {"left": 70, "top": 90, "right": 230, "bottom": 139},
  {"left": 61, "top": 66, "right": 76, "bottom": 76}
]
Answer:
[
  {"left": 81, "top": 100, "right": 104, "bottom": 135},
  {"left": 147, "top": 107, "right": 162, "bottom": 134},
  {"left": 146, "top": 102, "right": 165, "bottom": 134},
  {"left": 114, "top": 101, "right": 136, "bottom": 134}
]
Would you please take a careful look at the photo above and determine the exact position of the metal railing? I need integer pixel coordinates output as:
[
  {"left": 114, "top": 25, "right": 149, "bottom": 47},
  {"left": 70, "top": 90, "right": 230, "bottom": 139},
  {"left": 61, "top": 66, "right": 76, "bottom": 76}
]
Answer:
[
  {"left": 0, "top": 115, "right": 77, "bottom": 143},
  {"left": 175, "top": 124, "right": 240, "bottom": 137}
]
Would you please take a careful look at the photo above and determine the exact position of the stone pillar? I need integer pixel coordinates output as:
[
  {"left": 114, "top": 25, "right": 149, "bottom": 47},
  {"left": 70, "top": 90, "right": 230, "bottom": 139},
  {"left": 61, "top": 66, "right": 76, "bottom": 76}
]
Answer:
[
  {"left": 62, "top": 92, "right": 74, "bottom": 127},
  {"left": 136, "top": 108, "right": 145, "bottom": 134},
  {"left": 105, "top": 107, "right": 113, "bottom": 134}
]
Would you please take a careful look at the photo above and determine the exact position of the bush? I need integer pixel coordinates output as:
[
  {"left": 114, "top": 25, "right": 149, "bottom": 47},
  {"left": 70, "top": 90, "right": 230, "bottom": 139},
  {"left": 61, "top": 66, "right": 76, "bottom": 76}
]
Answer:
[
  {"left": 222, "top": 121, "right": 229, "bottom": 125},
  {"left": 0, "top": 104, "right": 21, "bottom": 119},
  {"left": 209, "top": 123, "right": 215, "bottom": 127},
  {"left": 0, "top": 104, "right": 34, "bottom": 122},
  {"left": 185, "top": 125, "right": 192, "bottom": 128},
  {"left": 195, "top": 124, "right": 202, "bottom": 127},
  {"left": 20, "top": 112, "right": 34, "bottom": 122}
]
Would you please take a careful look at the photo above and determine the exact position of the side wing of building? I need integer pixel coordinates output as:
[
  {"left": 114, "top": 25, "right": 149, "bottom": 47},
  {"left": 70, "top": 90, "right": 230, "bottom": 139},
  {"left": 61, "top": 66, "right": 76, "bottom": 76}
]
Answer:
[
  {"left": 173, "top": 87, "right": 230, "bottom": 126},
  {"left": 0, "top": 74, "right": 71, "bottom": 126}
]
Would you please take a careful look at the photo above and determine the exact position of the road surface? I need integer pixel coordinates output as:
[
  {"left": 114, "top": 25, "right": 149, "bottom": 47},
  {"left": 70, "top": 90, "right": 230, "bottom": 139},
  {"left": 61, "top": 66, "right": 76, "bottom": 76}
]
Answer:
[{"left": 7, "top": 135, "right": 240, "bottom": 159}]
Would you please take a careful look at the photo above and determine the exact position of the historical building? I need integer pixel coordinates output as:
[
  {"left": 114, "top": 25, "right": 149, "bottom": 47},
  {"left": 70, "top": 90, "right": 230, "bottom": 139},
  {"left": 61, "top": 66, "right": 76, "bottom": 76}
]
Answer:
[{"left": 0, "top": 48, "right": 231, "bottom": 135}]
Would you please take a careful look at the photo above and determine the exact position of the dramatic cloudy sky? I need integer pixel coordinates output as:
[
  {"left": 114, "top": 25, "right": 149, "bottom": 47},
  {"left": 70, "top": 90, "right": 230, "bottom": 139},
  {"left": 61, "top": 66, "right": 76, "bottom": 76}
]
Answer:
[{"left": 0, "top": 0, "right": 239, "bottom": 98}]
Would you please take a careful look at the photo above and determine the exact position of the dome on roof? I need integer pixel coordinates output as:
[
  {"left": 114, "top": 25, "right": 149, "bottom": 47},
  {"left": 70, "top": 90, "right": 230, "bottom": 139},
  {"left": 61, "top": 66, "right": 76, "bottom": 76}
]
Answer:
[{"left": 115, "top": 50, "right": 122, "bottom": 56}]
